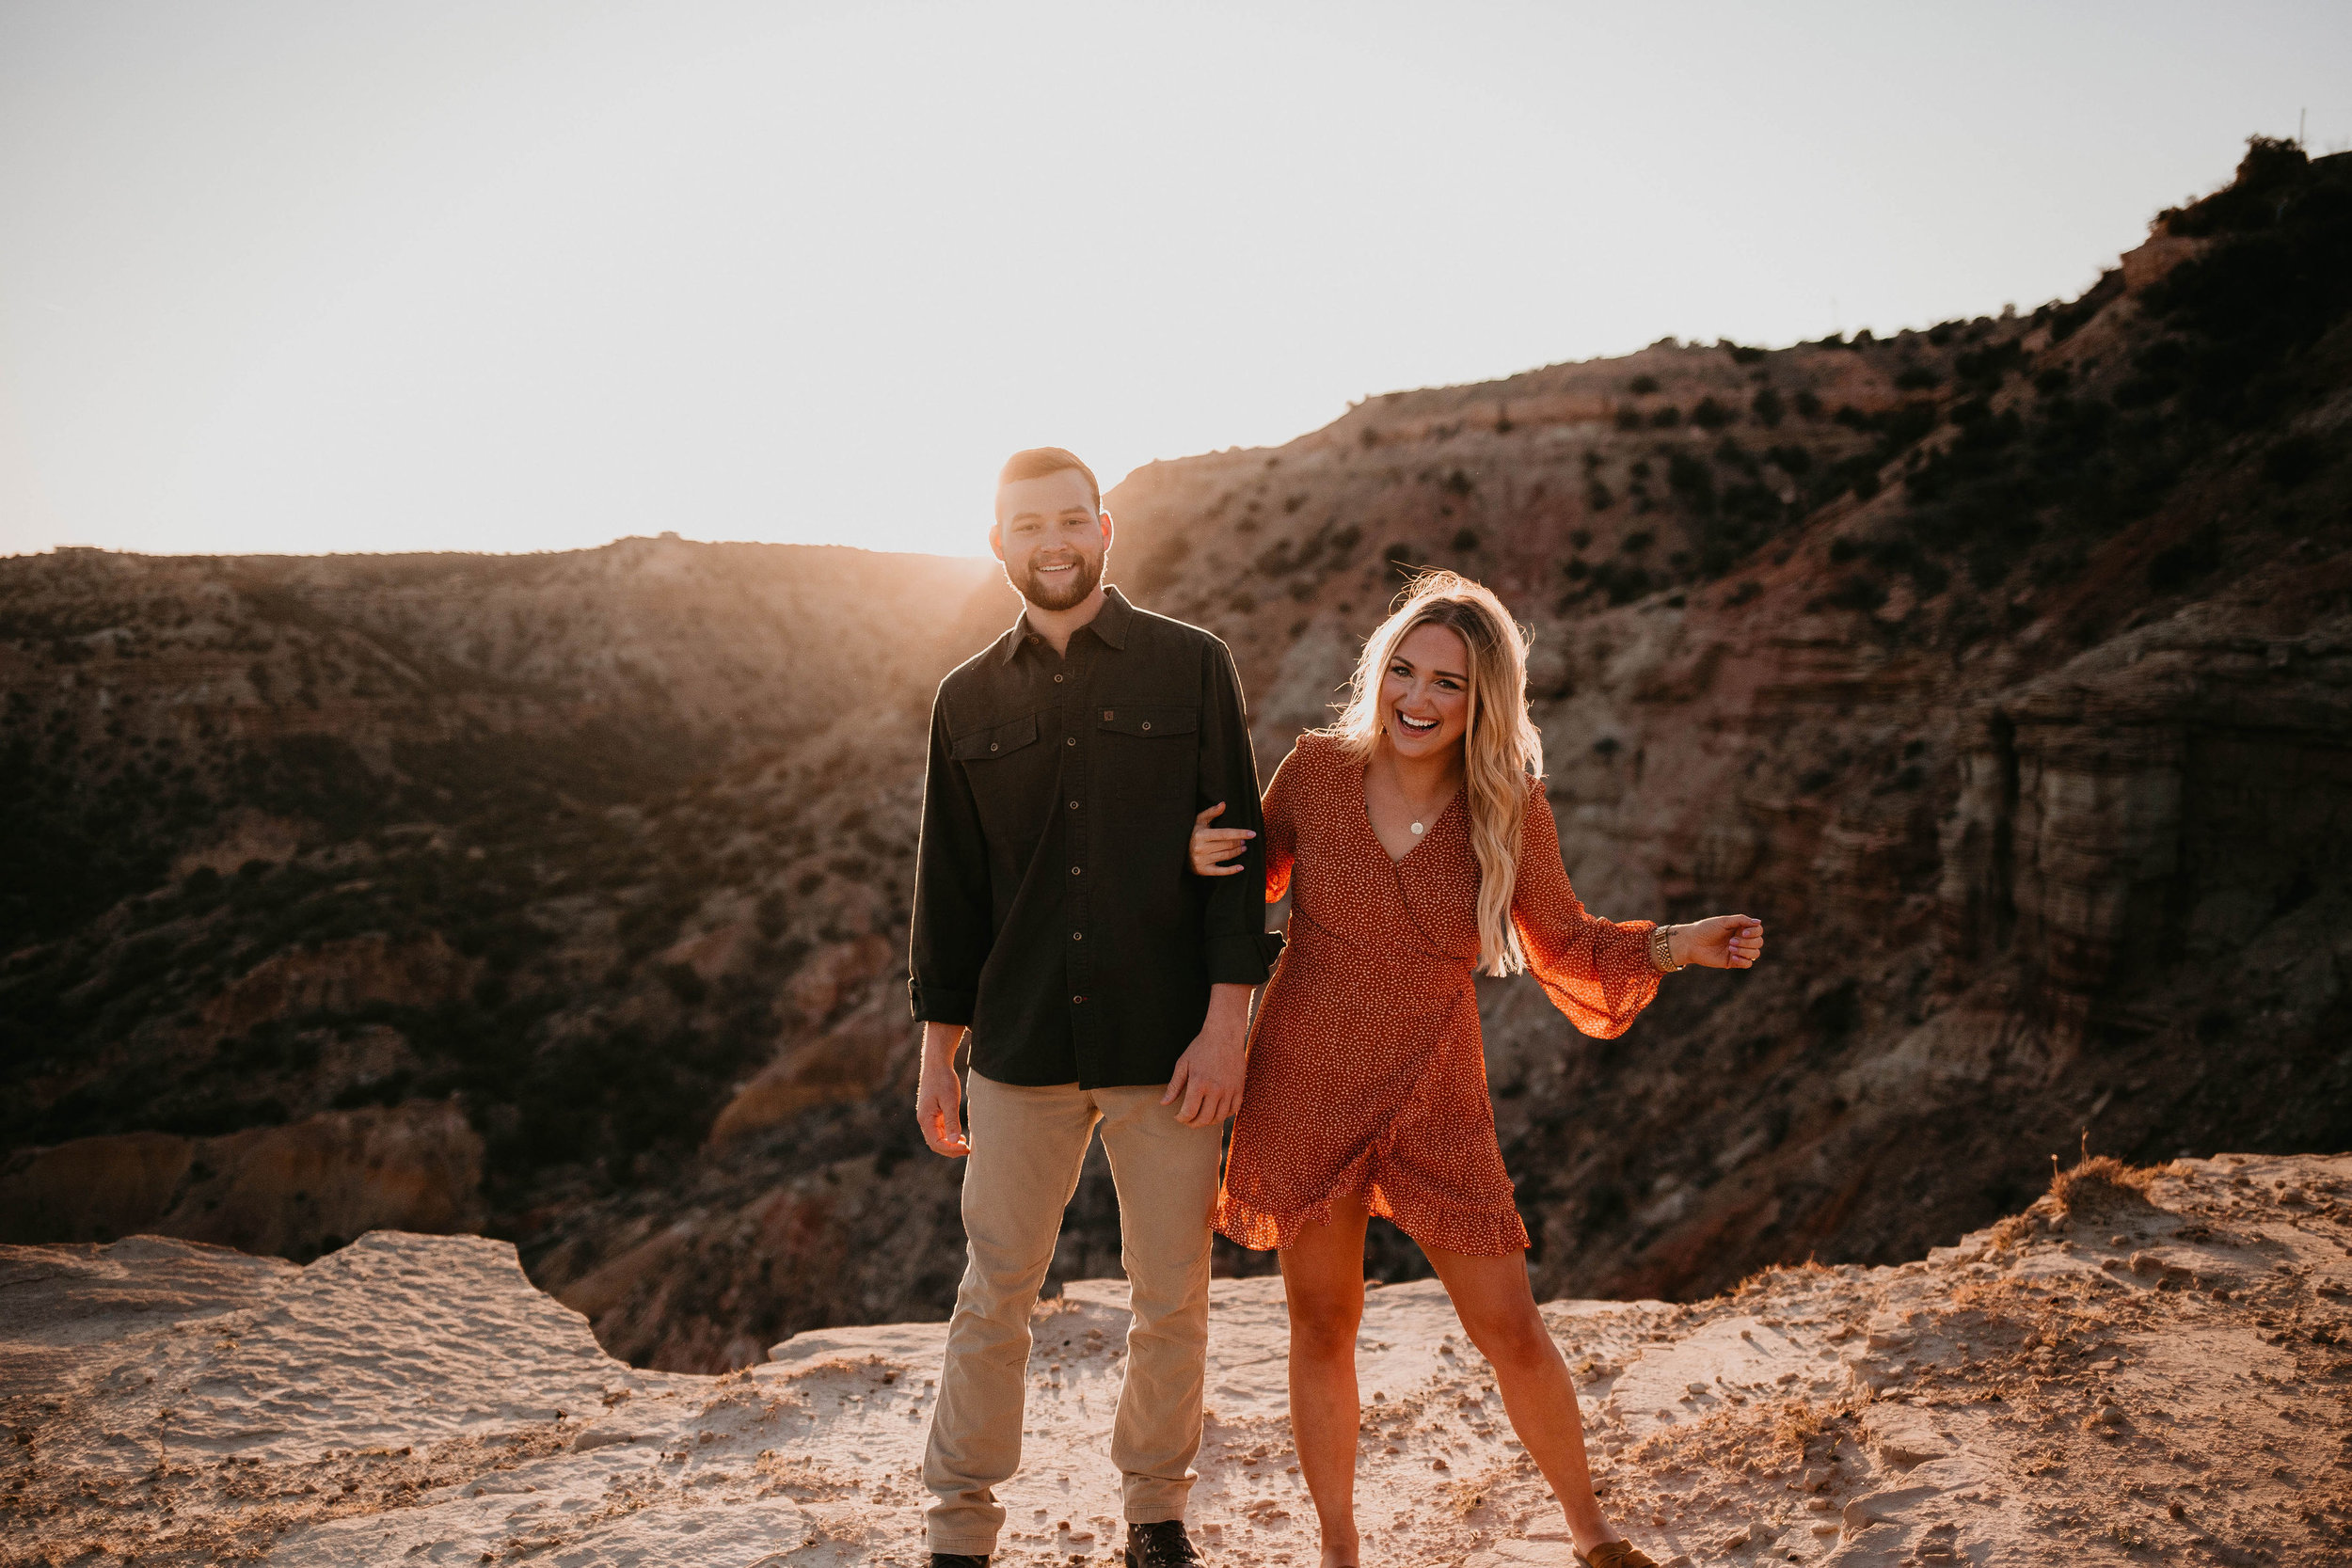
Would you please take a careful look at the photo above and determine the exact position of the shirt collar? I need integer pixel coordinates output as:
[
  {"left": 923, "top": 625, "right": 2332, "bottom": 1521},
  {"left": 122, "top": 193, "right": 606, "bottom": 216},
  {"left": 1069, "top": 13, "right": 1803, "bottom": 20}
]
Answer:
[{"left": 994, "top": 584, "right": 1135, "bottom": 664}]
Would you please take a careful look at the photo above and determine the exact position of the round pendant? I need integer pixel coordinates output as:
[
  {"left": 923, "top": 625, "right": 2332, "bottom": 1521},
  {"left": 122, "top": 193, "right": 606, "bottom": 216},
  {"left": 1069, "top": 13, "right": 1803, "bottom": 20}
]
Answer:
[{"left": 1410, "top": 820, "right": 1426, "bottom": 835}]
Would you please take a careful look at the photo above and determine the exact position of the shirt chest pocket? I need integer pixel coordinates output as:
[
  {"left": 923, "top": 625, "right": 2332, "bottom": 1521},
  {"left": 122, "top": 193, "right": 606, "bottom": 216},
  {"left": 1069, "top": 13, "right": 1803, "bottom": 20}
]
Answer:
[
  {"left": 1093, "top": 705, "right": 1199, "bottom": 739},
  {"left": 951, "top": 713, "right": 1041, "bottom": 762}
]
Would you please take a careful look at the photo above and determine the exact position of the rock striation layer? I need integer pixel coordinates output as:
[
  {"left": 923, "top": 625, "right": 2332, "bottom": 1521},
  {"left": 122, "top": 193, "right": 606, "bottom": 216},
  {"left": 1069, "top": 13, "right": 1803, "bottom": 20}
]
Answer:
[{"left": 4, "top": 1153, "right": 2347, "bottom": 1565}]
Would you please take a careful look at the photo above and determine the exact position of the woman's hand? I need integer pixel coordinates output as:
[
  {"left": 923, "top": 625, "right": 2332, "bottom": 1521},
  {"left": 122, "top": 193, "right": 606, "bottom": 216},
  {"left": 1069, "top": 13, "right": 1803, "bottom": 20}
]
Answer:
[
  {"left": 1672, "top": 914, "right": 1765, "bottom": 970},
  {"left": 1189, "top": 801, "right": 1255, "bottom": 877}
]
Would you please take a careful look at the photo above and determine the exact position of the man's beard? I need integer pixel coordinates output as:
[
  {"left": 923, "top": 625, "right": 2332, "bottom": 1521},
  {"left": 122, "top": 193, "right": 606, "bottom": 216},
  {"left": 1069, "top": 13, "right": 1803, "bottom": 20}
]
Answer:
[{"left": 1012, "top": 551, "right": 1104, "bottom": 612}]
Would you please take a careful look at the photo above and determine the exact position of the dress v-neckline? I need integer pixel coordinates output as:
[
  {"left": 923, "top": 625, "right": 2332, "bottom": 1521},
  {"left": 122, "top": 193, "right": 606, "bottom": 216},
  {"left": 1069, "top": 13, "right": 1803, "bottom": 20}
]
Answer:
[{"left": 1358, "top": 753, "right": 1461, "bottom": 868}]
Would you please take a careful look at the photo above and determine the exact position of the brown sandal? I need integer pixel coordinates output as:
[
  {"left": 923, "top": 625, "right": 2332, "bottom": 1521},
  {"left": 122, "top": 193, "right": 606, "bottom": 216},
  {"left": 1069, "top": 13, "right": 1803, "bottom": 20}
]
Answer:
[{"left": 1574, "top": 1544, "right": 1660, "bottom": 1568}]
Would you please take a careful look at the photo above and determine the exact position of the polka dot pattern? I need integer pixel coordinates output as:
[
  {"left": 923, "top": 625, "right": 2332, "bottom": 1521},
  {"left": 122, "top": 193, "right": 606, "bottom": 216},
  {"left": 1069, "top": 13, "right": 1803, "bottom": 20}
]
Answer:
[{"left": 1216, "top": 734, "right": 1663, "bottom": 1257}]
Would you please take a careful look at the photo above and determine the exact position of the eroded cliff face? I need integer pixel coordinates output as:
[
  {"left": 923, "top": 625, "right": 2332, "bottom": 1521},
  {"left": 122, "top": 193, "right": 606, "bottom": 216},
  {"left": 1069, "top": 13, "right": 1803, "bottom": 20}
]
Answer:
[
  {"left": 3, "top": 142, "right": 2349, "bottom": 1368},
  {"left": 3, "top": 1156, "right": 2345, "bottom": 1566}
]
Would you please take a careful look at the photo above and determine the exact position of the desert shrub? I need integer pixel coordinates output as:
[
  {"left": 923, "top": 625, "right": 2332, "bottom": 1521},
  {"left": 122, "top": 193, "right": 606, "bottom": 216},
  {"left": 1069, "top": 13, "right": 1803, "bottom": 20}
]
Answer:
[
  {"left": 1620, "top": 530, "right": 1655, "bottom": 555},
  {"left": 1792, "top": 389, "right": 1823, "bottom": 420},
  {"left": 1723, "top": 341, "right": 1766, "bottom": 365},
  {"left": 1585, "top": 481, "right": 1614, "bottom": 512},
  {"left": 1648, "top": 405, "right": 1682, "bottom": 429},
  {"left": 1665, "top": 452, "right": 1715, "bottom": 512},
  {"left": 1628, "top": 373, "right": 1661, "bottom": 395},
  {"left": 1614, "top": 408, "right": 1643, "bottom": 430},
  {"left": 1764, "top": 443, "right": 1811, "bottom": 476},
  {"left": 1691, "top": 396, "right": 1734, "bottom": 431},
  {"left": 1590, "top": 562, "right": 1655, "bottom": 606},
  {"left": 1451, "top": 527, "right": 1481, "bottom": 552},
  {"left": 1954, "top": 338, "right": 2026, "bottom": 387},
  {"left": 1750, "top": 387, "right": 1785, "bottom": 427},
  {"left": 2154, "top": 135, "right": 2311, "bottom": 238},
  {"left": 1894, "top": 364, "right": 1941, "bottom": 390}
]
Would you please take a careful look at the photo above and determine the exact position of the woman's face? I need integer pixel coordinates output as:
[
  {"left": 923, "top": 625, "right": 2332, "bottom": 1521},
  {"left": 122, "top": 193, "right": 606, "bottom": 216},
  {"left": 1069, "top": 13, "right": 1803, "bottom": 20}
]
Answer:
[{"left": 1378, "top": 621, "right": 1472, "bottom": 763}]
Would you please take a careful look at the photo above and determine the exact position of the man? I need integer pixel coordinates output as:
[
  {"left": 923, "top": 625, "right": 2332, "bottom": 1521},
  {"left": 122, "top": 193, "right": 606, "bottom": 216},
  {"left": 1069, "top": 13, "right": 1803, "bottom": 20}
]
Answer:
[{"left": 910, "top": 447, "right": 1274, "bottom": 1568}]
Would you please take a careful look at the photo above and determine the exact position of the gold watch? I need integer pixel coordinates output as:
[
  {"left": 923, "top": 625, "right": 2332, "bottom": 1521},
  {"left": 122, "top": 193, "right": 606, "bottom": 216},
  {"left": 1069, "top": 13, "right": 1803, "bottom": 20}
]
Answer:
[{"left": 1649, "top": 923, "right": 1683, "bottom": 974}]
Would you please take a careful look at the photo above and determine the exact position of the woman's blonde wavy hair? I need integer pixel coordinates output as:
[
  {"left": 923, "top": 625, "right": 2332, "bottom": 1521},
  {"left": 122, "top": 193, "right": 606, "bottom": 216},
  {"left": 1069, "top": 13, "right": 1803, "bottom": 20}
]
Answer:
[{"left": 1321, "top": 570, "right": 1544, "bottom": 976}]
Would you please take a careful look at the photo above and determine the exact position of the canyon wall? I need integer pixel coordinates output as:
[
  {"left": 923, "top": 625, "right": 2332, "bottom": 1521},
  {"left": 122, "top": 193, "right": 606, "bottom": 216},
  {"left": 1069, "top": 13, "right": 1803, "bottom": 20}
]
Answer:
[{"left": 2, "top": 141, "right": 2347, "bottom": 1368}]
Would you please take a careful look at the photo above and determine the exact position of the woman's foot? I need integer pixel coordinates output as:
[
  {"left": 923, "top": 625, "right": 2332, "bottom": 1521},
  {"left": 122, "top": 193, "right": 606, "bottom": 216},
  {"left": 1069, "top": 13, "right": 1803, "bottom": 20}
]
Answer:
[
  {"left": 1571, "top": 1542, "right": 1659, "bottom": 1568},
  {"left": 1319, "top": 1532, "right": 1361, "bottom": 1568}
]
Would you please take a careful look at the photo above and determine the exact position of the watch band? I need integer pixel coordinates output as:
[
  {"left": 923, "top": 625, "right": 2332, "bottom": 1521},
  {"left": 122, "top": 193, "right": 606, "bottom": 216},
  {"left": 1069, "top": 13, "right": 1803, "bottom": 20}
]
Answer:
[{"left": 1649, "top": 923, "right": 1682, "bottom": 974}]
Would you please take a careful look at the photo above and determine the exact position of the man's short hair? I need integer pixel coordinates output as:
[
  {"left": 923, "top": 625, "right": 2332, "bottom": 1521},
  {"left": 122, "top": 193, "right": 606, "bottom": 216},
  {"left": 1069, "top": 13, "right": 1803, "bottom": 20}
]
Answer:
[{"left": 998, "top": 448, "right": 1101, "bottom": 514}]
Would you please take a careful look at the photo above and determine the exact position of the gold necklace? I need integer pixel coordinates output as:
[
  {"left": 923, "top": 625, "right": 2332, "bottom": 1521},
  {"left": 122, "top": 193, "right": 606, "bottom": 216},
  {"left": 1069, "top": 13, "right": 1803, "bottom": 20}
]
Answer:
[{"left": 1387, "top": 750, "right": 1455, "bottom": 836}]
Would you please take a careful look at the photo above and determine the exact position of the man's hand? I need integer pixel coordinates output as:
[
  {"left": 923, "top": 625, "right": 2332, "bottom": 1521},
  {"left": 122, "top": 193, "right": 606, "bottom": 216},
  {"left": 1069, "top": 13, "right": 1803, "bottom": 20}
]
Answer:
[
  {"left": 915, "top": 1022, "right": 971, "bottom": 1157},
  {"left": 1162, "top": 983, "right": 1252, "bottom": 1128}
]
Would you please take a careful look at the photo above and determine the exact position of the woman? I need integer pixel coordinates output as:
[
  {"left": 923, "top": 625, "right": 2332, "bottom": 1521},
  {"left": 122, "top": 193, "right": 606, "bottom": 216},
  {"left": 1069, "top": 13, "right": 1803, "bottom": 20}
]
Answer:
[{"left": 1190, "top": 571, "right": 1763, "bottom": 1568}]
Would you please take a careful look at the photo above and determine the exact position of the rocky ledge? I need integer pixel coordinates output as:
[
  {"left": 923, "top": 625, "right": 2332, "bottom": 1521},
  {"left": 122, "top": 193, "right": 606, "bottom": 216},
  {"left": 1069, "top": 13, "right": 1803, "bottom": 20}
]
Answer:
[{"left": 3, "top": 1153, "right": 2346, "bottom": 1567}]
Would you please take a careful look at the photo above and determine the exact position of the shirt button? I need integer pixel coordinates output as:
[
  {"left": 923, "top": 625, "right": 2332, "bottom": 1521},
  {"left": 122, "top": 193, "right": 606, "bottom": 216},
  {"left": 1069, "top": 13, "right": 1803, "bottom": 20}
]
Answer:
[
  {"left": 1073, "top": 994, "right": 1086, "bottom": 1005},
  {"left": 1054, "top": 673, "right": 1064, "bottom": 683},
  {"left": 1068, "top": 800, "right": 1080, "bottom": 810},
  {"left": 1070, "top": 865, "right": 1082, "bottom": 876},
  {"left": 1066, "top": 736, "right": 1076, "bottom": 747},
  {"left": 989, "top": 742, "right": 999, "bottom": 752},
  {"left": 1140, "top": 721, "right": 1152, "bottom": 731},
  {"left": 1072, "top": 930, "right": 1084, "bottom": 942},
  {"left": 1102, "top": 709, "right": 1114, "bottom": 721}
]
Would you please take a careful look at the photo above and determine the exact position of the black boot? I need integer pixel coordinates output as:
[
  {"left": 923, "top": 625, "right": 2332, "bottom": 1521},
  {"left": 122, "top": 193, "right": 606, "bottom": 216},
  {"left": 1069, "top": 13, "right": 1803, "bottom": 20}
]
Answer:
[{"left": 1125, "top": 1519, "right": 1203, "bottom": 1567}]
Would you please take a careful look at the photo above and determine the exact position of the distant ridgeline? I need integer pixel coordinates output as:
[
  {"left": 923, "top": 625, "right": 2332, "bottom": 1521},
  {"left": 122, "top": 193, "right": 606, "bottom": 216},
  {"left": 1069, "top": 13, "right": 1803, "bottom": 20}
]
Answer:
[{"left": 4, "top": 140, "right": 2347, "bottom": 1371}]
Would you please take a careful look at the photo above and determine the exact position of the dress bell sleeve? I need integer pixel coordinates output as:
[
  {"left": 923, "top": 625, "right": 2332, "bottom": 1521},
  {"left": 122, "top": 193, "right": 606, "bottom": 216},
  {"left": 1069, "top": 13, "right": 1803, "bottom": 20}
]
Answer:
[
  {"left": 1259, "top": 740, "right": 1303, "bottom": 907},
  {"left": 1511, "top": 775, "right": 1661, "bottom": 1038},
  {"left": 1198, "top": 639, "right": 1278, "bottom": 986}
]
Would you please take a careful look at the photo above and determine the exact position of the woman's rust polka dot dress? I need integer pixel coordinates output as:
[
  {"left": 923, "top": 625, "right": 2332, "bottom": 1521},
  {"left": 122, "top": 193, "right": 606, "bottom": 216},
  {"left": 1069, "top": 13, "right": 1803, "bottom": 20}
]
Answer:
[{"left": 1215, "top": 734, "right": 1663, "bottom": 1257}]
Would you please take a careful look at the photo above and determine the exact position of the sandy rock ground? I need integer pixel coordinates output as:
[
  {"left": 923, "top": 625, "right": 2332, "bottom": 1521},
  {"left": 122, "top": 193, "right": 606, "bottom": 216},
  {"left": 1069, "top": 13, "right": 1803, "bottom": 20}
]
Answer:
[{"left": 3, "top": 1154, "right": 2347, "bottom": 1567}]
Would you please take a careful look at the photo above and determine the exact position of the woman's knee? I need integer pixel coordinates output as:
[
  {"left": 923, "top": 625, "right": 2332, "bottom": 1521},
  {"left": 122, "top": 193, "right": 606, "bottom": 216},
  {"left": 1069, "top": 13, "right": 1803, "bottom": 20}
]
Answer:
[
  {"left": 1285, "top": 1293, "right": 1363, "bottom": 1358},
  {"left": 1462, "top": 1304, "right": 1556, "bottom": 1371}
]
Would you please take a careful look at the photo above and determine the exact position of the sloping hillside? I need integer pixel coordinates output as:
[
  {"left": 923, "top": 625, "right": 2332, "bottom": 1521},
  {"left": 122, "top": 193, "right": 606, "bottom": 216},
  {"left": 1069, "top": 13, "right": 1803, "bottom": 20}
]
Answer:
[{"left": 3, "top": 140, "right": 2347, "bottom": 1369}]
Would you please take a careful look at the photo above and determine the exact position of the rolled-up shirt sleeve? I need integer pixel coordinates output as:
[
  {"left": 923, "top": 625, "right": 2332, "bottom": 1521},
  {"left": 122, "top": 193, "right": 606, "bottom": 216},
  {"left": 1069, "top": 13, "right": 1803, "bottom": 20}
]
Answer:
[
  {"left": 909, "top": 689, "right": 989, "bottom": 1024},
  {"left": 1197, "top": 639, "right": 1279, "bottom": 985}
]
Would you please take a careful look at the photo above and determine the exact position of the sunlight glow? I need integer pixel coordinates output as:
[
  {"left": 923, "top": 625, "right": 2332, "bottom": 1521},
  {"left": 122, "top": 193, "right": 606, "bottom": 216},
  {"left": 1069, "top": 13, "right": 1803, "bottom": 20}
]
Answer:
[{"left": 2, "top": 0, "right": 2345, "bottom": 560}]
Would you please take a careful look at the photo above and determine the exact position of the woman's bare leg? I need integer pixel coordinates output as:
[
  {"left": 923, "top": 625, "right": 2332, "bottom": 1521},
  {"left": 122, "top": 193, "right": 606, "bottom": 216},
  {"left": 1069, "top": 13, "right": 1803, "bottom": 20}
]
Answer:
[
  {"left": 1278, "top": 1195, "right": 1374, "bottom": 1568},
  {"left": 1419, "top": 1243, "right": 1621, "bottom": 1555}
]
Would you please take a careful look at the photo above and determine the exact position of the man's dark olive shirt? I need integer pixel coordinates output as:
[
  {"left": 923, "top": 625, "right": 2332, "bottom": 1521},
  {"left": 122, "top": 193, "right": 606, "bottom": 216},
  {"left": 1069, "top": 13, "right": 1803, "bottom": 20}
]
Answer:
[{"left": 909, "top": 586, "right": 1277, "bottom": 1088}]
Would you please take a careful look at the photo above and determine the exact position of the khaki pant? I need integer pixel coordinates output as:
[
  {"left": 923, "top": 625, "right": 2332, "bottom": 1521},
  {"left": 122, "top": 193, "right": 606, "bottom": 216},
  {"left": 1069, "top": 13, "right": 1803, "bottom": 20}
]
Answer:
[{"left": 923, "top": 1071, "right": 1225, "bottom": 1555}]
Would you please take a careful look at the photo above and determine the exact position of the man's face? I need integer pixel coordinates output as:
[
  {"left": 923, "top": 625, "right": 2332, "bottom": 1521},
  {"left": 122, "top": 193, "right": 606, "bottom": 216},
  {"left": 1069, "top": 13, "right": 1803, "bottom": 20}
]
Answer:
[{"left": 992, "top": 467, "right": 1111, "bottom": 612}]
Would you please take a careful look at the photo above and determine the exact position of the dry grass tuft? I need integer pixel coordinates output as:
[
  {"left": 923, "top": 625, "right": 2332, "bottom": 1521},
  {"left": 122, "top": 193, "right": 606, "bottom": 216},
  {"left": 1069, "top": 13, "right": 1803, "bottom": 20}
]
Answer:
[
  {"left": 1730, "top": 1257, "right": 1836, "bottom": 1296},
  {"left": 2051, "top": 1155, "right": 2159, "bottom": 1222}
]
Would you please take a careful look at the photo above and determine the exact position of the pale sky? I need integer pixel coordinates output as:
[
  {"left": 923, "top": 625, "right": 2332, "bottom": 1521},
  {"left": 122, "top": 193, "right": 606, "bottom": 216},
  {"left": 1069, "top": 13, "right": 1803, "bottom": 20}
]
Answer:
[{"left": 3, "top": 1, "right": 2346, "bottom": 561}]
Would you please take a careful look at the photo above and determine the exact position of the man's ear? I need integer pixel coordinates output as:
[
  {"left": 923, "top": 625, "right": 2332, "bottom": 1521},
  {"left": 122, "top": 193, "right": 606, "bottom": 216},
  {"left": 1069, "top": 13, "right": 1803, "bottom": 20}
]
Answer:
[
  {"left": 988, "top": 521, "right": 1006, "bottom": 562},
  {"left": 1098, "top": 510, "right": 1115, "bottom": 551}
]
